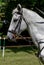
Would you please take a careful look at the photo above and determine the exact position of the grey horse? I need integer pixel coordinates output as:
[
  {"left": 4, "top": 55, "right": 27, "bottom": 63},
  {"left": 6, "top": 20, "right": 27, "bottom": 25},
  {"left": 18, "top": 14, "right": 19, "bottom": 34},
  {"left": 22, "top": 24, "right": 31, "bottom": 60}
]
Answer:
[{"left": 7, "top": 7, "right": 44, "bottom": 61}]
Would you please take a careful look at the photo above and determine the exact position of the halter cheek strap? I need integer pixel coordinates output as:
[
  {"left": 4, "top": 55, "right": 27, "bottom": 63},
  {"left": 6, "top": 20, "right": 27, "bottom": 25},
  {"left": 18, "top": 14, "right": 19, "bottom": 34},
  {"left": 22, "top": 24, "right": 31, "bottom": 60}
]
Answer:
[{"left": 8, "top": 14, "right": 22, "bottom": 35}]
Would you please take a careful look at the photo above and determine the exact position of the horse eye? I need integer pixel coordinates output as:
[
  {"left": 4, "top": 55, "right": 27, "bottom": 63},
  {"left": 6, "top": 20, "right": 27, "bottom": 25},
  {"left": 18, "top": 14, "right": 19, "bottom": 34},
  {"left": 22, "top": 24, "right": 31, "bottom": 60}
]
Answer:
[{"left": 14, "top": 19, "right": 18, "bottom": 22}]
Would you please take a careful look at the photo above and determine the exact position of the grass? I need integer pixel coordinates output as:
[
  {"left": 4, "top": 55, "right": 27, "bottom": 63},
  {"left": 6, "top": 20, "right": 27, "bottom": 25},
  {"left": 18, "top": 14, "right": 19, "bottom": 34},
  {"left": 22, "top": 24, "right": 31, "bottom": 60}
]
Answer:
[{"left": 0, "top": 46, "right": 43, "bottom": 65}]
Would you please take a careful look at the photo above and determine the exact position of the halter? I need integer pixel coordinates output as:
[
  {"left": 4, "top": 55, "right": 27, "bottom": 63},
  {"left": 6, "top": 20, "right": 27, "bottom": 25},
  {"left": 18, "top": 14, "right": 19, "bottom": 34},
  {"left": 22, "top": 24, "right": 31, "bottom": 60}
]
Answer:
[
  {"left": 8, "top": 12, "right": 29, "bottom": 42},
  {"left": 8, "top": 9, "right": 29, "bottom": 34},
  {"left": 8, "top": 12, "right": 23, "bottom": 36}
]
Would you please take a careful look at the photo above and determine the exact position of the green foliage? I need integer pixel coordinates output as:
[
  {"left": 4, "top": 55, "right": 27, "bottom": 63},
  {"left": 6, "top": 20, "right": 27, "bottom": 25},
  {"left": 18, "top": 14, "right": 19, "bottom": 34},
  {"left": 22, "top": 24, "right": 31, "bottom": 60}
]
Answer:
[
  {"left": 1, "top": 0, "right": 44, "bottom": 21},
  {"left": 5, "top": 1, "right": 17, "bottom": 21},
  {"left": 5, "top": 0, "right": 37, "bottom": 21},
  {"left": 0, "top": 0, "right": 2, "bottom": 2},
  {"left": 35, "top": 0, "right": 44, "bottom": 11}
]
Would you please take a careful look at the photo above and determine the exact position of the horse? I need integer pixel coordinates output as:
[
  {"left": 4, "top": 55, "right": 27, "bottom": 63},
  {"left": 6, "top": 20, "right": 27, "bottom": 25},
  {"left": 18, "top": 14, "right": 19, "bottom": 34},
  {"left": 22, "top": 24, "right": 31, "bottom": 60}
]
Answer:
[{"left": 7, "top": 8, "right": 44, "bottom": 61}]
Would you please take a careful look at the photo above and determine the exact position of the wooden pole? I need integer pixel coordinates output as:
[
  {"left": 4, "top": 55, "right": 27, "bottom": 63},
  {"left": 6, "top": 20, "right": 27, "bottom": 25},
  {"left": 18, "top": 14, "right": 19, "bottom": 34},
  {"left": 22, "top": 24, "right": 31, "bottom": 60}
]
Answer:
[
  {"left": 2, "top": 37, "right": 5, "bottom": 57},
  {"left": 0, "top": 37, "right": 1, "bottom": 50}
]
